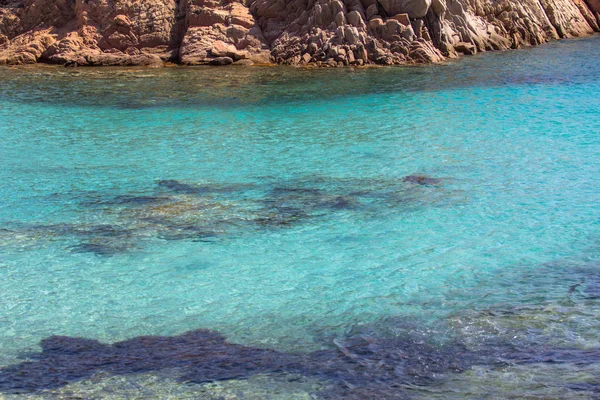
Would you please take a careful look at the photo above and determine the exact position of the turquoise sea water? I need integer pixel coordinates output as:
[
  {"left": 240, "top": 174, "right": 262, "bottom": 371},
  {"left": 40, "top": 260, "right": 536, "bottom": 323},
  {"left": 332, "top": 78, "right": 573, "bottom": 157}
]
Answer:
[{"left": 1, "top": 36, "right": 600, "bottom": 398}]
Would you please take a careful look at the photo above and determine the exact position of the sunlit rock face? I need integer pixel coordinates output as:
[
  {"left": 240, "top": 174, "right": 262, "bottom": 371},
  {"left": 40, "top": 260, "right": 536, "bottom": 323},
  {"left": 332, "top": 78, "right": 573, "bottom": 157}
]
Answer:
[{"left": 0, "top": 0, "right": 598, "bottom": 66}]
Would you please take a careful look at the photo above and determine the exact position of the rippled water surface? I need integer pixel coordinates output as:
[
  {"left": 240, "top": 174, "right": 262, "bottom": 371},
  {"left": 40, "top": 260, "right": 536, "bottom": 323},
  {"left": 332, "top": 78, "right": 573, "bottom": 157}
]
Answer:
[{"left": 1, "top": 36, "right": 600, "bottom": 398}]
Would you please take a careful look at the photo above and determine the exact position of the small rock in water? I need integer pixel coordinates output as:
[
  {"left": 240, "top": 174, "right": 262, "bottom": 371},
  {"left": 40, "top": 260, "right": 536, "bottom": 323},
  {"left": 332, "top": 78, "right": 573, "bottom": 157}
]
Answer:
[{"left": 402, "top": 175, "right": 442, "bottom": 186}]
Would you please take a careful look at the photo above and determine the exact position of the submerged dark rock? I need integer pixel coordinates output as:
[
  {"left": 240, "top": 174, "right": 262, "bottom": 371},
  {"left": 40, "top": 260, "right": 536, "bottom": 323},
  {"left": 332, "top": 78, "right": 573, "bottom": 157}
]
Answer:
[
  {"left": 0, "top": 327, "right": 474, "bottom": 396},
  {"left": 156, "top": 226, "right": 220, "bottom": 242},
  {"left": 80, "top": 195, "right": 171, "bottom": 207},
  {"left": 70, "top": 240, "right": 137, "bottom": 256},
  {"left": 156, "top": 180, "right": 252, "bottom": 196},
  {"left": 508, "top": 348, "right": 600, "bottom": 365},
  {"left": 107, "top": 195, "right": 171, "bottom": 206},
  {"left": 258, "top": 185, "right": 360, "bottom": 225},
  {"left": 255, "top": 207, "right": 311, "bottom": 227},
  {"left": 157, "top": 180, "right": 212, "bottom": 195},
  {"left": 0, "top": 330, "right": 292, "bottom": 394},
  {"left": 584, "top": 274, "right": 600, "bottom": 299},
  {"left": 322, "top": 196, "right": 356, "bottom": 210},
  {"left": 2, "top": 316, "right": 598, "bottom": 397},
  {"left": 23, "top": 223, "right": 133, "bottom": 239},
  {"left": 13, "top": 223, "right": 138, "bottom": 256},
  {"left": 4, "top": 176, "right": 455, "bottom": 253},
  {"left": 402, "top": 175, "right": 442, "bottom": 186},
  {"left": 270, "top": 187, "right": 324, "bottom": 197}
]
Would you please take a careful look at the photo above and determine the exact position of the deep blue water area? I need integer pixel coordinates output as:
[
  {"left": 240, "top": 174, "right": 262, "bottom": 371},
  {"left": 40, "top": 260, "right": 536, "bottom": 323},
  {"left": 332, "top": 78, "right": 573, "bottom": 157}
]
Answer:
[{"left": 1, "top": 36, "right": 600, "bottom": 398}]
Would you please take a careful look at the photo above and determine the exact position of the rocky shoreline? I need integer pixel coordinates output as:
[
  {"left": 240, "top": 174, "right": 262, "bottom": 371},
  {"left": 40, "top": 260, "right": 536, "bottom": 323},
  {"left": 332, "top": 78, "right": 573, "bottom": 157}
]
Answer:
[{"left": 0, "top": 0, "right": 599, "bottom": 67}]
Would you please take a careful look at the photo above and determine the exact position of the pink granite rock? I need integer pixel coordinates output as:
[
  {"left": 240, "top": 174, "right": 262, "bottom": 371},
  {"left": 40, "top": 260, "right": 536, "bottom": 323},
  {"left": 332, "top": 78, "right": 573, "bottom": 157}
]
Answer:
[{"left": 0, "top": 0, "right": 598, "bottom": 66}]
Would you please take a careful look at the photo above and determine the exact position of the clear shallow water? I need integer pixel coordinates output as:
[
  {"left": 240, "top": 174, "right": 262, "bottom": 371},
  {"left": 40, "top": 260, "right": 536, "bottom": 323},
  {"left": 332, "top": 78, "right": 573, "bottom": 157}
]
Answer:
[{"left": 0, "top": 36, "right": 600, "bottom": 398}]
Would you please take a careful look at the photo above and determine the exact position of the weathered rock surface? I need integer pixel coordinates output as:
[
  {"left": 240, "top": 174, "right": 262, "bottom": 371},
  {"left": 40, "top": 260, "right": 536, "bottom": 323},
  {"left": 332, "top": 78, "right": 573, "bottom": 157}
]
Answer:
[{"left": 0, "top": 0, "right": 598, "bottom": 66}]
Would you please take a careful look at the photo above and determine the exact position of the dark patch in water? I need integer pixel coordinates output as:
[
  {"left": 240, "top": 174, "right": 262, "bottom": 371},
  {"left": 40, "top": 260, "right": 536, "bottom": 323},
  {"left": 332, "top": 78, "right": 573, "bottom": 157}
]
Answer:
[
  {"left": 58, "top": 225, "right": 137, "bottom": 256},
  {"left": 6, "top": 176, "right": 453, "bottom": 254},
  {"left": 21, "top": 224, "right": 139, "bottom": 256},
  {"left": 70, "top": 240, "right": 136, "bottom": 256},
  {"left": 508, "top": 348, "right": 600, "bottom": 365},
  {"left": 270, "top": 187, "right": 324, "bottom": 196},
  {"left": 402, "top": 175, "right": 442, "bottom": 186},
  {"left": 156, "top": 180, "right": 252, "bottom": 196},
  {"left": 563, "top": 266, "right": 600, "bottom": 299},
  {"left": 157, "top": 180, "right": 212, "bottom": 195},
  {"left": 0, "top": 330, "right": 289, "bottom": 394},
  {"left": 2, "top": 318, "right": 597, "bottom": 398},
  {"left": 0, "top": 328, "right": 475, "bottom": 397},
  {"left": 108, "top": 195, "right": 171, "bottom": 206},
  {"left": 78, "top": 225, "right": 133, "bottom": 237},
  {"left": 323, "top": 196, "right": 356, "bottom": 210},
  {"left": 23, "top": 223, "right": 133, "bottom": 238},
  {"left": 156, "top": 226, "right": 220, "bottom": 242},
  {"left": 255, "top": 206, "right": 312, "bottom": 227},
  {"left": 505, "top": 74, "right": 572, "bottom": 86},
  {"left": 567, "top": 382, "right": 600, "bottom": 395},
  {"left": 255, "top": 185, "right": 361, "bottom": 228},
  {"left": 584, "top": 274, "right": 600, "bottom": 299},
  {"left": 81, "top": 195, "right": 171, "bottom": 207}
]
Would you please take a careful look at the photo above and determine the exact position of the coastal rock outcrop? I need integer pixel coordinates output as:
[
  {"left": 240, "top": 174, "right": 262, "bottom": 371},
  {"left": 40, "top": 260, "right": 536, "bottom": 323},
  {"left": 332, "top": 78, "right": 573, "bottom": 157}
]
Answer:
[{"left": 1, "top": 0, "right": 598, "bottom": 66}]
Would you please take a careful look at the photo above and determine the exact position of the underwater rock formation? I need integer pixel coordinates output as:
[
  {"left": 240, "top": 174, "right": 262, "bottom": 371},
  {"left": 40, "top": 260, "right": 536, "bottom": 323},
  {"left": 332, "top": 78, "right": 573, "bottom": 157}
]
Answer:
[
  {"left": 1, "top": 312, "right": 599, "bottom": 398},
  {"left": 0, "top": 326, "right": 511, "bottom": 396},
  {"left": 0, "top": 176, "right": 448, "bottom": 255},
  {"left": 0, "top": 0, "right": 598, "bottom": 66}
]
